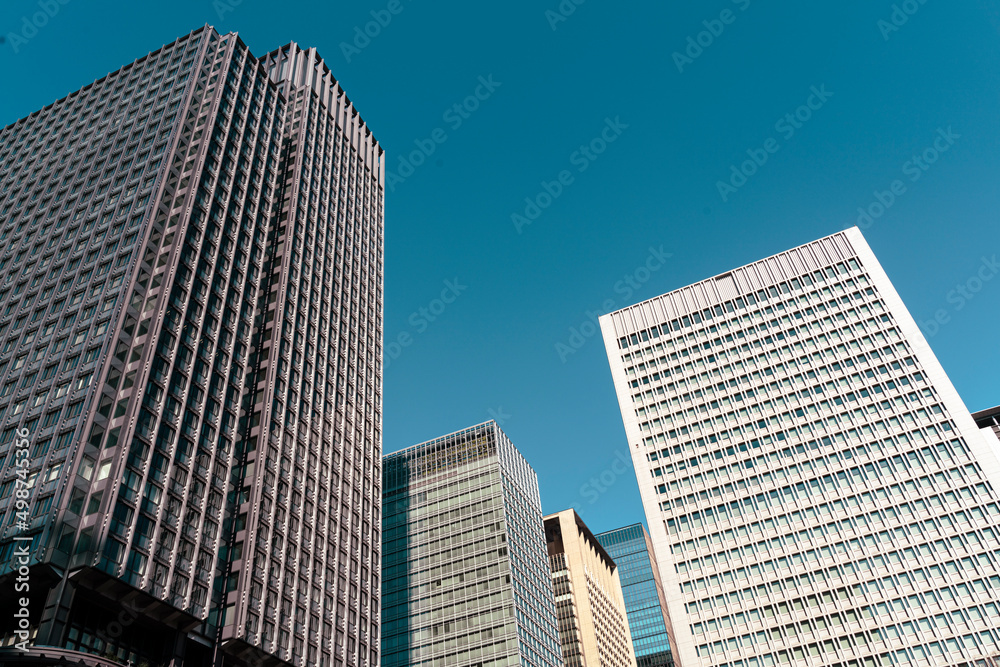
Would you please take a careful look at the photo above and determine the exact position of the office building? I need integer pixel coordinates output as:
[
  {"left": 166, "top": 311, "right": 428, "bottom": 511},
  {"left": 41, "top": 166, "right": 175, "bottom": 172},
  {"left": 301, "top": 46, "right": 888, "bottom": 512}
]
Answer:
[
  {"left": 596, "top": 524, "right": 675, "bottom": 667},
  {"left": 382, "top": 421, "right": 563, "bottom": 667},
  {"left": 974, "top": 406, "right": 1000, "bottom": 442},
  {"left": 974, "top": 407, "right": 1000, "bottom": 471},
  {"left": 0, "top": 25, "right": 384, "bottom": 667},
  {"left": 599, "top": 227, "right": 1000, "bottom": 667},
  {"left": 545, "top": 509, "right": 637, "bottom": 667}
]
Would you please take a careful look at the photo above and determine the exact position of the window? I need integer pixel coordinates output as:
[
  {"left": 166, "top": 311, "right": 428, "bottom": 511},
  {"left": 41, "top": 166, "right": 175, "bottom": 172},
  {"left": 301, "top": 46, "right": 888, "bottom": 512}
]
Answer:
[
  {"left": 32, "top": 495, "right": 54, "bottom": 517},
  {"left": 54, "top": 431, "right": 73, "bottom": 450},
  {"left": 86, "top": 490, "right": 104, "bottom": 515},
  {"left": 31, "top": 438, "right": 51, "bottom": 458}
]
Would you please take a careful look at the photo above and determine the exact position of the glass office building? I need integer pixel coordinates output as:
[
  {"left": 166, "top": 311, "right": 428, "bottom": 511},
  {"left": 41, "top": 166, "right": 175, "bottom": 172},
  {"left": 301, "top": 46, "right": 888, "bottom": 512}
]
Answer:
[
  {"left": 0, "top": 26, "right": 383, "bottom": 667},
  {"left": 596, "top": 524, "right": 675, "bottom": 667},
  {"left": 600, "top": 228, "right": 1000, "bottom": 667},
  {"left": 382, "top": 421, "right": 562, "bottom": 667}
]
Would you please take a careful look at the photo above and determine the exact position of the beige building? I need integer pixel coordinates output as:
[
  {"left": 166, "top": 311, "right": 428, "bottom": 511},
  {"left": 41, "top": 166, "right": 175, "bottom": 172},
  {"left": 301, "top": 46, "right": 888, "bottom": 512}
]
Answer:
[{"left": 545, "top": 509, "right": 638, "bottom": 667}]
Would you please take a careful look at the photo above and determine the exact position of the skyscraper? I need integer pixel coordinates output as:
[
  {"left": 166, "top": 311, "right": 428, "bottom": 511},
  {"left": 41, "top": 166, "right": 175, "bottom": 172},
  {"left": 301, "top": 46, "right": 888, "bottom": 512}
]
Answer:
[
  {"left": 0, "top": 25, "right": 383, "bottom": 667},
  {"left": 595, "top": 524, "right": 675, "bottom": 667},
  {"left": 544, "top": 509, "right": 637, "bottom": 667},
  {"left": 599, "top": 227, "right": 1000, "bottom": 667},
  {"left": 381, "top": 421, "right": 563, "bottom": 667}
]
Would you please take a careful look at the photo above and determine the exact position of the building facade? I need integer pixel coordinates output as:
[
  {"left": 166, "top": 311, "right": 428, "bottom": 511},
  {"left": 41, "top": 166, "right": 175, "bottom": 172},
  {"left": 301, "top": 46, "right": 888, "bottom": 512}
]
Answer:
[
  {"left": 599, "top": 227, "right": 1000, "bottom": 667},
  {"left": 596, "top": 524, "right": 675, "bottom": 667},
  {"left": 544, "top": 509, "right": 637, "bottom": 667},
  {"left": 0, "top": 25, "right": 383, "bottom": 667},
  {"left": 381, "top": 421, "right": 563, "bottom": 667}
]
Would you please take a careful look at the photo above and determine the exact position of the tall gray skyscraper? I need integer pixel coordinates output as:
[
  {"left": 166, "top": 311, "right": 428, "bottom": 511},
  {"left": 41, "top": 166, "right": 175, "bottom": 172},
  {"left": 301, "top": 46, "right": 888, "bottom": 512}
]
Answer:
[
  {"left": 0, "top": 26, "right": 383, "bottom": 667},
  {"left": 382, "top": 421, "right": 563, "bottom": 667},
  {"left": 600, "top": 228, "right": 1000, "bottom": 667}
]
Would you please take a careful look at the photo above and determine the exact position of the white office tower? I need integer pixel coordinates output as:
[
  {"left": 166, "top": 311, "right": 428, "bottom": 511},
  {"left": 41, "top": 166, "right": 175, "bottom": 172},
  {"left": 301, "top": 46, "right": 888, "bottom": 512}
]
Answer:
[{"left": 599, "top": 228, "right": 1000, "bottom": 667}]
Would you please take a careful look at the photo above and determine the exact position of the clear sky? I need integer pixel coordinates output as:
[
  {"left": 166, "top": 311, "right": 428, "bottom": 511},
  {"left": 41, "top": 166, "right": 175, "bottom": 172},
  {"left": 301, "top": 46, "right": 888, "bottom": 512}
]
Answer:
[{"left": 3, "top": 0, "right": 999, "bottom": 535}]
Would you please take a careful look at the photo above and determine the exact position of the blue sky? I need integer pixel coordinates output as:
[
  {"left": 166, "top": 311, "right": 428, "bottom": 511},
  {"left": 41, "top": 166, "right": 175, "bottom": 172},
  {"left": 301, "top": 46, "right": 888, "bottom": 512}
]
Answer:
[{"left": 4, "top": 0, "right": 1000, "bottom": 534}]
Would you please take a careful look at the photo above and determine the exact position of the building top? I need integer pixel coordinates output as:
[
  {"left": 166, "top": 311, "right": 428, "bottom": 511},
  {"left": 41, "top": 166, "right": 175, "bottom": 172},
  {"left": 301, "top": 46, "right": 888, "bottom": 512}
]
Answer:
[
  {"left": 4, "top": 25, "right": 206, "bottom": 132},
  {"left": 4, "top": 25, "right": 384, "bottom": 161},
  {"left": 383, "top": 421, "right": 543, "bottom": 506},
  {"left": 544, "top": 509, "right": 617, "bottom": 572},
  {"left": 600, "top": 226, "right": 865, "bottom": 341},
  {"left": 595, "top": 522, "right": 647, "bottom": 547},
  {"left": 384, "top": 419, "right": 499, "bottom": 461},
  {"left": 973, "top": 405, "right": 1000, "bottom": 425},
  {"left": 262, "top": 40, "right": 383, "bottom": 172}
]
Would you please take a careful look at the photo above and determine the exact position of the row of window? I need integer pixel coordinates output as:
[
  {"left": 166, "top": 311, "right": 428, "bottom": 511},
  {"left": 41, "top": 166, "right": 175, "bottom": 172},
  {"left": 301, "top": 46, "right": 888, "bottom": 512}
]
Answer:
[
  {"left": 623, "top": 280, "right": 877, "bottom": 389},
  {"left": 634, "top": 317, "right": 906, "bottom": 427},
  {"left": 656, "top": 385, "right": 944, "bottom": 501},
  {"left": 638, "top": 341, "right": 918, "bottom": 439},
  {"left": 617, "top": 259, "right": 863, "bottom": 352},
  {"left": 662, "top": 384, "right": 939, "bottom": 489},
  {"left": 677, "top": 478, "right": 994, "bottom": 575},
  {"left": 634, "top": 324, "right": 905, "bottom": 435},
  {"left": 666, "top": 436, "right": 976, "bottom": 537},
  {"left": 627, "top": 288, "right": 882, "bottom": 389}
]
